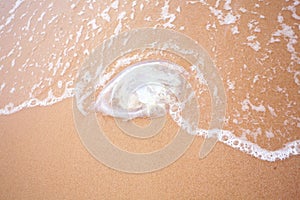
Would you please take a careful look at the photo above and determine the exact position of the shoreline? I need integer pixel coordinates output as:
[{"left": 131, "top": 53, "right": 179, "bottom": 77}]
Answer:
[
  {"left": 1, "top": 0, "right": 299, "bottom": 198},
  {"left": 0, "top": 99, "right": 299, "bottom": 199}
]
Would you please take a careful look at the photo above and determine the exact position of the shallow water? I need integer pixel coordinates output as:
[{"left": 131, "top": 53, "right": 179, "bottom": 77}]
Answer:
[{"left": 0, "top": 0, "right": 299, "bottom": 161}]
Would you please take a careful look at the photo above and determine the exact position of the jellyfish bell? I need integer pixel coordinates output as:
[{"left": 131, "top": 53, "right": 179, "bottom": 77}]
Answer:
[{"left": 94, "top": 60, "right": 191, "bottom": 121}]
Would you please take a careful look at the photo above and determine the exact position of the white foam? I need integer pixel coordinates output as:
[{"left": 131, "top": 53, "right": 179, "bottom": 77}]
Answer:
[
  {"left": 265, "top": 130, "right": 274, "bottom": 139},
  {"left": 101, "top": 7, "right": 111, "bottom": 22},
  {"left": 267, "top": 105, "right": 277, "bottom": 117},
  {"left": 0, "top": 81, "right": 74, "bottom": 115},
  {"left": 57, "top": 81, "right": 62, "bottom": 89},
  {"left": 226, "top": 79, "right": 235, "bottom": 90},
  {"left": 87, "top": 19, "right": 100, "bottom": 30},
  {"left": 242, "top": 99, "right": 266, "bottom": 112},
  {"left": 218, "top": 130, "right": 300, "bottom": 162},
  {"left": 0, "top": 83, "right": 6, "bottom": 93},
  {"left": 111, "top": 0, "right": 119, "bottom": 10},
  {"left": 270, "top": 11, "right": 299, "bottom": 64},
  {"left": 37, "top": 11, "right": 46, "bottom": 22},
  {"left": 209, "top": 4, "right": 240, "bottom": 25},
  {"left": 9, "top": 87, "right": 15, "bottom": 94},
  {"left": 294, "top": 71, "right": 300, "bottom": 86},
  {"left": 114, "top": 11, "right": 126, "bottom": 35},
  {"left": 76, "top": 26, "right": 83, "bottom": 43},
  {"left": 159, "top": 0, "right": 176, "bottom": 28},
  {"left": 91, "top": 59, "right": 300, "bottom": 162},
  {"left": 0, "top": 0, "right": 25, "bottom": 31},
  {"left": 246, "top": 41, "right": 261, "bottom": 51},
  {"left": 1, "top": 0, "right": 299, "bottom": 163},
  {"left": 231, "top": 26, "right": 239, "bottom": 35}
]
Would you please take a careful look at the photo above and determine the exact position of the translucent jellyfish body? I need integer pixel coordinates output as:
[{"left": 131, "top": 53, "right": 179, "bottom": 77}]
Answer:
[{"left": 94, "top": 60, "right": 194, "bottom": 121}]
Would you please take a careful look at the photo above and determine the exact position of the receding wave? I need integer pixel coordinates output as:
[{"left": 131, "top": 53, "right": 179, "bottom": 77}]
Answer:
[{"left": 0, "top": 0, "right": 299, "bottom": 162}]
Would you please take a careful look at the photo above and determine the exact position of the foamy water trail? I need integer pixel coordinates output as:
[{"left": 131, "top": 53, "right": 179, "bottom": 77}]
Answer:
[
  {"left": 0, "top": 0, "right": 299, "bottom": 161},
  {"left": 87, "top": 59, "right": 300, "bottom": 162}
]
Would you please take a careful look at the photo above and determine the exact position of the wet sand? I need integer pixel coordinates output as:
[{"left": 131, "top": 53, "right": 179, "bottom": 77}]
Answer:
[{"left": 0, "top": 99, "right": 299, "bottom": 199}]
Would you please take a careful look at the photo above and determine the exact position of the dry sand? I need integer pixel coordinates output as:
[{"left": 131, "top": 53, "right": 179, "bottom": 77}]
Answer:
[{"left": 0, "top": 99, "right": 299, "bottom": 199}]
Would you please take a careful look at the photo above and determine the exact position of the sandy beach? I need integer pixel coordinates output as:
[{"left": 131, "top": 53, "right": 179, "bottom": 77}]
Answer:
[
  {"left": 0, "top": 0, "right": 299, "bottom": 199},
  {"left": 0, "top": 99, "right": 299, "bottom": 199}
]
